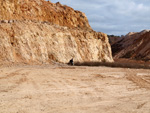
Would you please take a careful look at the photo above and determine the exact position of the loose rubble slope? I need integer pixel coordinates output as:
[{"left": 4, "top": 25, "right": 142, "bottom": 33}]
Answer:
[{"left": 112, "top": 30, "right": 150, "bottom": 61}]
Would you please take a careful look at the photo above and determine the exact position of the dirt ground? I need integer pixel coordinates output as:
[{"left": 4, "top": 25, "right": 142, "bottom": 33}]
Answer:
[{"left": 0, "top": 64, "right": 150, "bottom": 113}]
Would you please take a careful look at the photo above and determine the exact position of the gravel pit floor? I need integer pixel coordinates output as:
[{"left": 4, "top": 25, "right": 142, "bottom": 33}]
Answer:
[{"left": 0, "top": 64, "right": 150, "bottom": 113}]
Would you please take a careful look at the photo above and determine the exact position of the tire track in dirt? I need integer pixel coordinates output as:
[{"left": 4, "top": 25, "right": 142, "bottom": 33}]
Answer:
[
  {"left": 0, "top": 75, "right": 28, "bottom": 92},
  {"left": 0, "top": 70, "right": 30, "bottom": 92},
  {"left": 126, "top": 74, "right": 150, "bottom": 89},
  {"left": 137, "top": 102, "right": 147, "bottom": 109},
  {"left": 0, "top": 69, "right": 23, "bottom": 80}
]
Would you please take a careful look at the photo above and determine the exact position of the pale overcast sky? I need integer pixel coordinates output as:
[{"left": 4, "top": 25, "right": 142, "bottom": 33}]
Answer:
[{"left": 50, "top": 0, "right": 150, "bottom": 35}]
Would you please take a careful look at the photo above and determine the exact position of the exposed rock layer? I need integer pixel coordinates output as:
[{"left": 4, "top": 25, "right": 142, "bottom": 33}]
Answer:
[
  {"left": 0, "top": 20, "right": 113, "bottom": 63},
  {"left": 0, "top": 0, "right": 113, "bottom": 64},
  {"left": 0, "top": 0, "right": 91, "bottom": 30},
  {"left": 112, "top": 30, "right": 150, "bottom": 61}
]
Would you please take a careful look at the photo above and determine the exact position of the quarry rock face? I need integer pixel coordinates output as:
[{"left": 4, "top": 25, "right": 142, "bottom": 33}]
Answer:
[
  {"left": 0, "top": 0, "right": 91, "bottom": 30},
  {"left": 0, "top": 0, "right": 113, "bottom": 64},
  {"left": 112, "top": 30, "right": 150, "bottom": 61}
]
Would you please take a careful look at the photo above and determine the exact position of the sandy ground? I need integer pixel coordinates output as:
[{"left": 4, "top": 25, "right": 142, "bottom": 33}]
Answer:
[{"left": 0, "top": 64, "right": 150, "bottom": 113}]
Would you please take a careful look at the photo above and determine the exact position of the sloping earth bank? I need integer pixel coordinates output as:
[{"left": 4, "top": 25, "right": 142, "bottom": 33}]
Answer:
[{"left": 0, "top": 65, "right": 150, "bottom": 113}]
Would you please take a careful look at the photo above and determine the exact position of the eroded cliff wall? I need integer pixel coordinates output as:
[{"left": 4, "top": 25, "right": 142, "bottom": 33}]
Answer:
[
  {"left": 0, "top": 20, "right": 113, "bottom": 63},
  {"left": 0, "top": 0, "right": 113, "bottom": 64}
]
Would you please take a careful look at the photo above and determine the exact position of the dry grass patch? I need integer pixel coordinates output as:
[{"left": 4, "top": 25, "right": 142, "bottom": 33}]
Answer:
[{"left": 74, "top": 61, "right": 150, "bottom": 69}]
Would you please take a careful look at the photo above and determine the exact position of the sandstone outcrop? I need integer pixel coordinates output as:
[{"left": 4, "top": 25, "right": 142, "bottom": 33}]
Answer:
[
  {"left": 112, "top": 30, "right": 150, "bottom": 61},
  {"left": 0, "top": 20, "right": 113, "bottom": 63},
  {"left": 0, "top": 0, "right": 113, "bottom": 64},
  {"left": 0, "top": 0, "right": 91, "bottom": 30}
]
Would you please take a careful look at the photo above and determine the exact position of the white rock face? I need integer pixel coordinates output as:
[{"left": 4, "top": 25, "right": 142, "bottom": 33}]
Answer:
[{"left": 0, "top": 21, "right": 113, "bottom": 64}]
